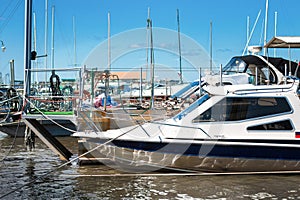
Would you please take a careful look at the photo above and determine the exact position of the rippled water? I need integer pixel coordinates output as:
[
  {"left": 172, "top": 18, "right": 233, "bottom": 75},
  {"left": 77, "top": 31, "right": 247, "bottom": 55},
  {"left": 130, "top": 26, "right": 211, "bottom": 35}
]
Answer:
[{"left": 1, "top": 133, "right": 300, "bottom": 199}]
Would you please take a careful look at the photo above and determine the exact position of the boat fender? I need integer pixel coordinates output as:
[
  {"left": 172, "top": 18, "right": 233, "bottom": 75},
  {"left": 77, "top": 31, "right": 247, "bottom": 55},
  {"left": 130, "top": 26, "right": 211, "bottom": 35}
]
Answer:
[{"left": 49, "top": 74, "right": 62, "bottom": 97}]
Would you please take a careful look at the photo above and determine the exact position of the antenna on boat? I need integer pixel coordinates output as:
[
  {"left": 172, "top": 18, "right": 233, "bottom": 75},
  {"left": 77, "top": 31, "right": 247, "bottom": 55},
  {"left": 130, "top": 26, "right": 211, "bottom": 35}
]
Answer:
[{"left": 177, "top": 9, "right": 183, "bottom": 84}]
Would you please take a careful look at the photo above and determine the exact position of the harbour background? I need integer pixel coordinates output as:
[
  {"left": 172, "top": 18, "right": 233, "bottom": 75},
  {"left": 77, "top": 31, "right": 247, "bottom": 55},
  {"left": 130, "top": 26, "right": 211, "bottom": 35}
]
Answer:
[{"left": 1, "top": 132, "right": 300, "bottom": 199}]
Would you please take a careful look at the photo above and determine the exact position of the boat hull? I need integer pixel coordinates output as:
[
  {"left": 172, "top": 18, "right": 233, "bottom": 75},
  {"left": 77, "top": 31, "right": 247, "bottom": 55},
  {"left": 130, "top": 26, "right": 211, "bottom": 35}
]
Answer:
[{"left": 80, "top": 138, "right": 300, "bottom": 173}]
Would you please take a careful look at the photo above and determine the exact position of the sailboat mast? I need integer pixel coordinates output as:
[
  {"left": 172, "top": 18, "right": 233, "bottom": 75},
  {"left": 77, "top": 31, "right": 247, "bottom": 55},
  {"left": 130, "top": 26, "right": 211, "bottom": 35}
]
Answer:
[
  {"left": 44, "top": 0, "right": 48, "bottom": 82},
  {"left": 103, "top": 12, "right": 111, "bottom": 111},
  {"left": 145, "top": 7, "right": 150, "bottom": 82},
  {"left": 51, "top": 5, "right": 55, "bottom": 70},
  {"left": 246, "top": 16, "right": 250, "bottom": 55},
  {"left": 209, "top": 21, "right": 212, "bottom": 73},
  {"left": 177, "top": 9, "right": 183, "bottom": 84},
  {"left": 107, "top": 12, "right": 111, "bottom": 70},
  {"left": 33, "top": 12, "right": 38, "bottom": 84},
  {"left": 274, "top": 11, "right": 277, "bottom": 57},
  {"left": 24, "top": 0, "right": 33, "bottom": 96},
  {"left": 148, "top": 17, "right": 155, "bottom": 109},
  {"left": 73, "top": 16, "right": 77, "bottom": 67}
]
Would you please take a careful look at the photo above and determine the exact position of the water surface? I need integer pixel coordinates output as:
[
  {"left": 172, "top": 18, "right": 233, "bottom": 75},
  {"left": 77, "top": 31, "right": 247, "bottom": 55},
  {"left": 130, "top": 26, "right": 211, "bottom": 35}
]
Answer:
[{"left": 1, "top": 133, "right": 300, "bottom": 199}]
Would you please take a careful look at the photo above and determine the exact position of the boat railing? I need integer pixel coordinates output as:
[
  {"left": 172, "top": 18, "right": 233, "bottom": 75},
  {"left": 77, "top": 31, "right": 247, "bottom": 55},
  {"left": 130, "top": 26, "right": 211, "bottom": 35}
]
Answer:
[
  {"left": 151, "top": 121, "right": 211, "bottom": 138},
  {"left": 76, "top": 106, "right": 172, "bottom": 132},
  {"left": 27, "top": 95, "right": 79, "bottom": 113},
  {"left": 232, "top": 78, "right": 298, "bottom": 95},
  {"left": 170, "top": 80, "right": 200, "bottom": 99},
  {"left": 23, "top": 67, "right": 82, "bottom": 114}
]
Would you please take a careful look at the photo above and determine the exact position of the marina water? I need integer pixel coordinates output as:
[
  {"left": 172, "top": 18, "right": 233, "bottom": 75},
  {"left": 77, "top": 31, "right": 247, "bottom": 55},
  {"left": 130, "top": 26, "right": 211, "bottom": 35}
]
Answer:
[{"left": 1, "top": 133, "right": 300, "bottom": 199}]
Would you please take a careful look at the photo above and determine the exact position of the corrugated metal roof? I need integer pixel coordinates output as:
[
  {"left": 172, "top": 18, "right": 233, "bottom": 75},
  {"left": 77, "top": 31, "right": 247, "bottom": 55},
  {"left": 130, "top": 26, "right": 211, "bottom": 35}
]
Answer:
[{"left": 264, "top": 36, "right": 300, "bottom": 48}]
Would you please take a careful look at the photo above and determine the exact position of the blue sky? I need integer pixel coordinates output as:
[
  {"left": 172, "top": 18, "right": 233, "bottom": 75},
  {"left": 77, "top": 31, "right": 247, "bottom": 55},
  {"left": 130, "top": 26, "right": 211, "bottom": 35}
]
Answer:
[{"left": 0, "top": 0, "right": 300, "bottom": 82}]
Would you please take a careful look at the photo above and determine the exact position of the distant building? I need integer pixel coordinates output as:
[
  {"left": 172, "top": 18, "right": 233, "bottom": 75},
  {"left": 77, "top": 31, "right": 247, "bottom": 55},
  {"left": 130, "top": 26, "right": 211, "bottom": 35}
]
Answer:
[{"left": 112, "top": 71, "right": 146, "bottom": 82}]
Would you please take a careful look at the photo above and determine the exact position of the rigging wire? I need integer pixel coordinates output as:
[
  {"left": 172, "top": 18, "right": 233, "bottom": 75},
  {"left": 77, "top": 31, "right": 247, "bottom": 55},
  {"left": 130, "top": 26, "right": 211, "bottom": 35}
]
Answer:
[
  {"left": 0, "top": 0, "right": 23, "bottom": 35},
  {"left": 0, "top": 0, "right": 15, "bottom": 20}
]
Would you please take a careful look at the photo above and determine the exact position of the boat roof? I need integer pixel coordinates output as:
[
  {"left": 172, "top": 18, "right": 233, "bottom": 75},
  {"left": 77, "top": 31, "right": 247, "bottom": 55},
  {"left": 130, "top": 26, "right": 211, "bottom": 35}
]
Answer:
[
  {"left": 231, "top": 55, "right": 299, "bottom": 77},
  {"left": 264, "top": 36, "right": 300, "bottom": 48},
  {"left": 238, "top": 55, "right": 297, "bottom": 68}
]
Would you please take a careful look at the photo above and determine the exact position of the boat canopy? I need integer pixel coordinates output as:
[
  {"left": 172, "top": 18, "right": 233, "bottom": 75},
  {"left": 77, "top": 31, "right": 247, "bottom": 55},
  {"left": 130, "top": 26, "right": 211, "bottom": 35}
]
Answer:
[
  {"left": 223, "top": 55, "right": 300, "bottom": 80},
  {"left": 264, "top": 36, "right": 300, "bottom": 48}
]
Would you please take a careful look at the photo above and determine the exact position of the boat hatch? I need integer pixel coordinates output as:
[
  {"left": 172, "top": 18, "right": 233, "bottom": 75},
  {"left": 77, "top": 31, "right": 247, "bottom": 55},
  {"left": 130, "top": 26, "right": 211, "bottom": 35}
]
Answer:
[{"left": 173, "top": 93, "right": 210, "bottom": 120}]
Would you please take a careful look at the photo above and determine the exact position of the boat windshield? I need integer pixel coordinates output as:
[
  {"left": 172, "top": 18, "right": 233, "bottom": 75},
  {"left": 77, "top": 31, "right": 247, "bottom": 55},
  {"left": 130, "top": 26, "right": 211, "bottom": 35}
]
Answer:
[
  {"left": 173, "top": 93, "right": 210, "bottom": 120},
  {"left": 223, "top": 58, "right": 247, "bottom": 74}
]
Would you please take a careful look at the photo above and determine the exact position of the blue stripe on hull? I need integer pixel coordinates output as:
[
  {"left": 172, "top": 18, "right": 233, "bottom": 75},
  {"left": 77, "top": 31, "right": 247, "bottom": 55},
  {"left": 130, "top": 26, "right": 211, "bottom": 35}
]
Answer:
[{"left": 89, "top": 139, "right": 300, "bottom": 161}]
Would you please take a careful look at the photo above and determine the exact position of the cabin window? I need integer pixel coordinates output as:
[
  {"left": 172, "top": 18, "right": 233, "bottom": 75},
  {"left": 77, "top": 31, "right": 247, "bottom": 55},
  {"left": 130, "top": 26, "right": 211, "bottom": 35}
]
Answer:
[
  {"left": 246, "top": 65, "right": 277, "bottom": 85},
  {"left": 192, "top": 97, "right": 291, "bottom": 122},
  {"left": 247, "top": 120, "right": 293, "bottom": 130}
]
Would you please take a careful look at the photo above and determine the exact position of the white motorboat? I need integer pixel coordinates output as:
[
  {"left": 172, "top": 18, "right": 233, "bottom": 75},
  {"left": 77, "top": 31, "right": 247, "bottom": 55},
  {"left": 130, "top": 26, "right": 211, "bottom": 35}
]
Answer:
[{"left": 73, "top": 62, "right": 300, "bottom": 173}]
